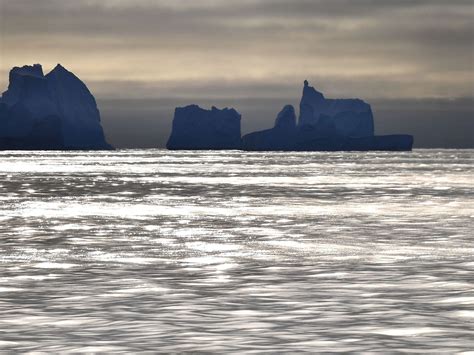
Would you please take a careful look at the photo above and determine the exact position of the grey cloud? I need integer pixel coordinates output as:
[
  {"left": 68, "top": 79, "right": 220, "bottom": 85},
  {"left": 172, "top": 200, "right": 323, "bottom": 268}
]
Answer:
[
  {"left": 1, "top": 0, "right": 473, "bottom": 99},
  {"left": 2, "top": 0, "right": 473, "bottom": 38},
  {"left": 3, "top": 0, "right": 472, "bottom": 62},
  {"left": 3, "top": 0, "right": 473, "bottom": 57}
]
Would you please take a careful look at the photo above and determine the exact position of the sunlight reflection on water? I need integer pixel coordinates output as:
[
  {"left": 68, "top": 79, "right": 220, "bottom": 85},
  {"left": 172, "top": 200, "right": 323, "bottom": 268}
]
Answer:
[{"left": 0, "top": 149, "right": 473, "bottom": 352}]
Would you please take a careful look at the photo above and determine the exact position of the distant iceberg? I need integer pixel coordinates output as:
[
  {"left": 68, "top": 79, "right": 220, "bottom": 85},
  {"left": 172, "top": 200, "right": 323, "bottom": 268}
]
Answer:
[
  {"left": 0, "top": 64, "right": 112, "bottom": 150},
  {"left": 167, "top": 105, "right": 242, "bottom": 150},
  {"left": 242, "top": 105, "right": 297, "bottom": 151},
  {"left": 242, "top": 80, "right": 413, "bottom": 151},
  {"left": 299, "top": 80, "right": 374, "bottom": 137}
]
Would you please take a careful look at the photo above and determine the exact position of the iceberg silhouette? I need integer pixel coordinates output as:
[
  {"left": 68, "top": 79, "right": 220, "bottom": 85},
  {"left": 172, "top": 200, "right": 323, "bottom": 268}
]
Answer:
[
  {"left": 0, "top": 64, "right": 112, "bottom": 150},
  {"left": 167, "top": 105, "right": 242, "bottom": 150},
  {"left": 242, "top": 80, "right": 413, "bottom": 151}
]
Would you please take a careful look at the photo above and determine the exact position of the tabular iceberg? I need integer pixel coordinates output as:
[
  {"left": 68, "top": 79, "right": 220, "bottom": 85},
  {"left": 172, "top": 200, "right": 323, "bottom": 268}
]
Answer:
[
  {"left": 0, "top": 64, "right": 112, "bottom": 150},
  {"left": 167, "top": 105, "right": 242, "bottom": 150},
  {"left": 242, "top": 80, "right": 413, "bottom": 151}
]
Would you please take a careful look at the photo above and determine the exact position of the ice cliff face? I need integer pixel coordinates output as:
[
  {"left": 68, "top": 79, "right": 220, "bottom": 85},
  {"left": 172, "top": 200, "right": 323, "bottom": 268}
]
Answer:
[
  {"left": 0, "top": 64, "right": 112, "bottom": 150},
  {"left": 167, "top": 105, "right": 242, "bottom": 150},
  {"left": 299, "top": 80, "right": 374, "bottom": 137},
  {"left": 46, "top": 64, "right": 108, "bottom": 148}
]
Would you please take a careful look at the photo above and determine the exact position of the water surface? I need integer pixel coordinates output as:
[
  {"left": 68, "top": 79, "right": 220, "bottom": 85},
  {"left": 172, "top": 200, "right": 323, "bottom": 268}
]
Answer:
[{"left": 0, "top": 149, "right": 473, "bottom": 352}]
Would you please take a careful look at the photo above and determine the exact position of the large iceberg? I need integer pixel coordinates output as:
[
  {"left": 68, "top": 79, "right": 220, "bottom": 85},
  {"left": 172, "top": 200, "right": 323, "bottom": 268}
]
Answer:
[
  {"left": 167, "top": 105, "right": 242, "bottom": 150},
  {"left": 0, "top": 64, "right": 112, "bottom": 150},
  {"left": 242, "top": 81, "right": 413, "bottom": 151}
]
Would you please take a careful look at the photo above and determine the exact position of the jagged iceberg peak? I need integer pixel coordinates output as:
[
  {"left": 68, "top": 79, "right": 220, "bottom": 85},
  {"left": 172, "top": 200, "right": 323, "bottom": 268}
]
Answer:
[
  {"left": 274, "top": 105, "right": 296, "bottom": 130},
  {"left": 51, "top": 63, "right": 67, "bottom": 72},
  {"left": 302, "top": 79, "right": 325, "bottom": 102},
  {"left": 2, "top": 64, "right": 45, "bottom": 107},
  {"left": 299, "top": 80, "right": 374, "bottom": 137},
  {"left": 242, "top": 105, "right": 297, "bottom": 151},
  {"left": 167, "top": 104, "right": 242, "bottom": 150},
  {"left": 10, "top": 64, "right": 44, "bottom": 78},
  {"left": 210, "top": 105, "right": 240, "bottom": 116},
  {"left": 0, "top": 63, "right": 112, "bottom": 150},
  {"left": 47, "top": 63, "right": 81, "bottom": 81},
  {"left": 1, "top": 64, "right": 56, "bottom": 116}
]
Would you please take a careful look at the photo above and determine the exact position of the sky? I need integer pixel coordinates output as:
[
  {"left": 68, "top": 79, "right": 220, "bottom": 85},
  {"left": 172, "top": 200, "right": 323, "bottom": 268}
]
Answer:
[{"left": 0, "top": 0, "right": 473, "bottom": 147}]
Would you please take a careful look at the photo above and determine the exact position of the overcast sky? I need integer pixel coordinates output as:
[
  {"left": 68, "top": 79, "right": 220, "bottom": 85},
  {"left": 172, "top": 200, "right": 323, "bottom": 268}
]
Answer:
[{"left": 0, "top": 0, "right": 473, "bottom": 147}]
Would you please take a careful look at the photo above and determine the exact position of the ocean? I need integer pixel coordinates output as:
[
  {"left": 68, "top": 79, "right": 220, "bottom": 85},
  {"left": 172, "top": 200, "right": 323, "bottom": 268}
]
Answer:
[{"left": 0, "top": 149, "right": 473, "bottom": 352}]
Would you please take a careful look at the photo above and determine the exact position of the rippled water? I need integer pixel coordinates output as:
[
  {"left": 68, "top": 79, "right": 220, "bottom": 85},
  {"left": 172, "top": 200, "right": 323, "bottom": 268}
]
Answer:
[{"left": 0, "top": 149, "right": 473, "bottom": 352}]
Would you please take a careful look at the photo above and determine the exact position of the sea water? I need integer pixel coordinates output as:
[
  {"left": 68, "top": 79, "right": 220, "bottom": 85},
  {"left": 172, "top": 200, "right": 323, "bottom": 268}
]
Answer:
[{"left": 0, "top": 149, "right": 473, "bottom": 352}]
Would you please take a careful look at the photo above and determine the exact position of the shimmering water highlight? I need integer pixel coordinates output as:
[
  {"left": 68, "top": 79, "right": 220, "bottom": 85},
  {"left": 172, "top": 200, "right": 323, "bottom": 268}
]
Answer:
[{"left": 0, "top": 149, "right": 473, "bottom": 352}]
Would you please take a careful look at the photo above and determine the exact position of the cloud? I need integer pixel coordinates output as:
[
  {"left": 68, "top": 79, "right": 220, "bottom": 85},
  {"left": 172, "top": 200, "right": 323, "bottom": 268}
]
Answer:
[{"left": 1, "top": 0, "right": 473, "bottom": 99}]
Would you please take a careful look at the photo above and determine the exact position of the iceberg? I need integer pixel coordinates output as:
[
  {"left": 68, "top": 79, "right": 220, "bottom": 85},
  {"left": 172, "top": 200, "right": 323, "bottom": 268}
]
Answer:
[
  {"left": 242, "top": 105, "right": 297, "bottom": 151},
  {"left": 167, "top": 105, "right": 242, "bottom": 150},
  {"left": 0, "top": 64, "right": 112, "bottom": 150},
  {"left": 299, "top": 80, "right": 374, "bottom": 137},
  {"left": 242, "top": 81, "right": 413, "bottom": 151}
]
